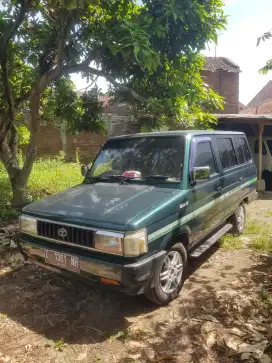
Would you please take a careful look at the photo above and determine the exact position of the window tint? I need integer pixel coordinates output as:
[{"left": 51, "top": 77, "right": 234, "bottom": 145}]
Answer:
[
  {"left": 234, "top": 138, "right": 246, "bottom": 164},
  {"left": 241, "top": 138, "right": 252, "bottom": 162},
  {"left": 217, "top": 138, "right": 237, "bottom": 169},
  {"left": 254, "top": 140, "right": 267, "bottom": 155},
  {"left": 194, "top": 141, "right": 217, "bottom": 174}
]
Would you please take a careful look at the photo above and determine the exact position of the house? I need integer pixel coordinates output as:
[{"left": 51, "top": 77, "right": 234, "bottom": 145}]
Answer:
[
  {"left": 202, "top": 57, "right": 240, "bottom": 114},
  {"left": 247, "top": 80, "right": 272, "bottom": 108}
]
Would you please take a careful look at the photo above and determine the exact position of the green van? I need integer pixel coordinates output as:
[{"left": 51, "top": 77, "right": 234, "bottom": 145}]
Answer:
[{"left": 19, "top": 131, "right": 257, "bottom": 304}]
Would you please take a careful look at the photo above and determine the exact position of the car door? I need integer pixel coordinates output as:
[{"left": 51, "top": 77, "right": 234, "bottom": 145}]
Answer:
[
  {"left": 218, "top": 136, "right": 254, "bottom": 219},
  {"left": 216, "top": 135, "right": 240, "bottom": 219},
  {"left": 188, "top": 136, "right": 223, "bottom": 243}
]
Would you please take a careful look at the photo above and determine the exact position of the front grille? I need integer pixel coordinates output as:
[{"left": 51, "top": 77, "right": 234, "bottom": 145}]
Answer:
[{"left": 37, "top": 220, "right": 94, "bottom": 248}]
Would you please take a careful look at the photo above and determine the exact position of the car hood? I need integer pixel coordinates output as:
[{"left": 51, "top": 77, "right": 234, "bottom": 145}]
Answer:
[{"left": 23, "top": 182, "right": 179, "bottom": 231}]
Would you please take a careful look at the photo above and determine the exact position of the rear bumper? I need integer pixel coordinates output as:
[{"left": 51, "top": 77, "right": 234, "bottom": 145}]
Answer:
[{"left": 19, "top": 239, "right": 166, "bottom": 295}]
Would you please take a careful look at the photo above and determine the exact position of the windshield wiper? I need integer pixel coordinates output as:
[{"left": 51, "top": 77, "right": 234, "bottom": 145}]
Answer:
[
  {"left": 85, "top": 174, "right": 123, "bottom": 183},
  {"left": 144, "top": 175, "right": 171, "bottom": 180}
]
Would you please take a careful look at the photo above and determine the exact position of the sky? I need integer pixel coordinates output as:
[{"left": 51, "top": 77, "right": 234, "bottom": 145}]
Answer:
[
  {"left": 204, "top": 0, "right": 272, "bottom": 105},
  {"left": 72, "top": 0, "right": 272, "bottom": 106}
]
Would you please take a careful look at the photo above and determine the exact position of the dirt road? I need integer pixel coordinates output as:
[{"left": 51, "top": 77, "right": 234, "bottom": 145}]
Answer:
[{"left": 0, "top": 197, "right": 271, "bottom": 363}]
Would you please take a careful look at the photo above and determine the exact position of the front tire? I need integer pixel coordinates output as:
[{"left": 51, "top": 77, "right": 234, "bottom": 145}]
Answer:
[
  {"left": 230, "top": 203, "right": 246, "bottom": 235},
  {"left": 145, "top": 243, "right": 187, "bottom": 305}
]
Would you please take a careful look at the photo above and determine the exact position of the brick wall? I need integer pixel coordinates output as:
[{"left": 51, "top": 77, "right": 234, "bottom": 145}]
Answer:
[
  {"left": 35, "top": 125, "right": 107, "bottom": 163},
  {"left": 201, "top": 70, "right": 239, "bottom": 114}
]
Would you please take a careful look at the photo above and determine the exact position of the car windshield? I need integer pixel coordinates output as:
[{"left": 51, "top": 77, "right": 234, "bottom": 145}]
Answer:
[{"left": 88, "top": 136, "right": 185, "bottom": 182}]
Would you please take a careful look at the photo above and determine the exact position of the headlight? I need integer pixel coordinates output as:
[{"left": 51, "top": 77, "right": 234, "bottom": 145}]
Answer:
[
  {"left": 94, "top": 229, "right": 147, "bottom": 257},
  {"left": 20, "top": 215, "right": 37, "bottom": 235},
  {"left": 123, "top": 229, "right": 147, "bottom": 257},
  {"left": 94, "top": 231, "right": 123, "bottom": 255}
]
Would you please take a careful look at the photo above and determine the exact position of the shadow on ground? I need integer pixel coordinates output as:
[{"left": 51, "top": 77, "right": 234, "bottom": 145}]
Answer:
[
  {"left": 0, "top": 245, "right": 220, "bottom": 345},
  {"left": 0, "top": 245, "right": 271, "bottom": 362}
]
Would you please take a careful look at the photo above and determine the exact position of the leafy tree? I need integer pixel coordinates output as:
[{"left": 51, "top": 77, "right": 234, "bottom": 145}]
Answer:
[
  {"left": 257, "top": 29, "right": 272, "bottom": 74},
  {"left": 43, "top": 77, "right": 105, "bottom": 134},
  {"left": 0, "top": 0, "right": 226, "bottom": 207}
]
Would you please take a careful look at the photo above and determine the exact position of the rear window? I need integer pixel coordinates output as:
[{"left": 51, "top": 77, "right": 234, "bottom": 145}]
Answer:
[
  {"left": 240, "top": 138, "right": 252, "bottom": 162},
  {"left": 216, "top": 138, "right": 237, "bottom": 169},
  {"left": 234, "top": 137, "right": 251, "bottom": 164}
]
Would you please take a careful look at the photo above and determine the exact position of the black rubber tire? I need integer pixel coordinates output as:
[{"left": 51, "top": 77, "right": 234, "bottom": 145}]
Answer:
[
  {"left": 229, "top": 203, "right": 246, "bottom": 235},
  {"left": 145, "top": 243, "right": 187, "bottom": 305}
]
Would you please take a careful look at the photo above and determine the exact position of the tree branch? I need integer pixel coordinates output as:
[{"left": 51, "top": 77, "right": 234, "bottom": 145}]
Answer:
[
  {"left": 55, "top": 14, "right": 73, "bottom": 66},
  {"left": 62, "top": 63, "right": 146, "bottom": 103},
  {"left": 0, "top": 0, "right": 28, "bottom": 143},
  {"left": 2, "top": 1, "right": 28, "bottom": 49}
]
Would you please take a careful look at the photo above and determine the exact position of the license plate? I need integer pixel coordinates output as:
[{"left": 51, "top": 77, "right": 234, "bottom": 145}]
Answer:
[{"left": 45, "top": 250, "right": 80, "bottom": 273}]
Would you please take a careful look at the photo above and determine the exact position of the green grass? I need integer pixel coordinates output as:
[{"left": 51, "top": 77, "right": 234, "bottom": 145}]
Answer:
[
  {"left": 220, "top": 234, "right": 243, "bottom": 250},
  {"left": 266, "top": 210, "right": 272, "bottom": 218},
  {"left": 221, "top": 220, "right": 272, "bottom": 254},
  {"left": 0, "top": 156, "right": 82, "bottom": 222}
]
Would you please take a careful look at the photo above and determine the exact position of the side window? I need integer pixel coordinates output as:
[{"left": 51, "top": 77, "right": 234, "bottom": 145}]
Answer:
[
  {"left": 234, "top": 138, "right": 246, "bottom": 164},
  {"left": 254, "top": 140, "right": 267, "bottom": 155},
  {"left": 193, "top": 141, "right": 217, "bottom": 175},
  {"left": 241, "top": 138, "right": 252, "bottom": 162},
  {"left": 216, "top": 138, "right": 237, "bottom": 169}
]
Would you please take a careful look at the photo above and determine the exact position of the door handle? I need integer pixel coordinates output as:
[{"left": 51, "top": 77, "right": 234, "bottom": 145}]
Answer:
[
  {"left": 216, "top": 186, "right": 222, "bottom": 192},
  {"left": 237, "top": 176, "right": 244, "bottom": 182}
]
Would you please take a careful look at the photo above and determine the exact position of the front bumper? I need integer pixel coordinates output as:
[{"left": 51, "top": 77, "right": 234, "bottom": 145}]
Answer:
[{"left": 19, "top": 240, "right": 166, "bottom": 295}]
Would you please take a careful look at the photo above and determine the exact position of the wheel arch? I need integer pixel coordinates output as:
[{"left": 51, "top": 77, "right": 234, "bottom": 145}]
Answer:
[{"left": 164, "top": 225, "right": 191, "bottom": 251}]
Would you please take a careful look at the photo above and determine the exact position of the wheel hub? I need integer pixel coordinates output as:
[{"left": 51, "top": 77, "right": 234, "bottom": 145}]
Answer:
[{"left": 159, "top": 251, "right": 183, "bottom": 294}]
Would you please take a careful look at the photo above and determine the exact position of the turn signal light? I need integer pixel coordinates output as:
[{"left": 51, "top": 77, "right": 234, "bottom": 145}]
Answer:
[{"left": 100, "top": 277, "right": 120, "bottom": 286}]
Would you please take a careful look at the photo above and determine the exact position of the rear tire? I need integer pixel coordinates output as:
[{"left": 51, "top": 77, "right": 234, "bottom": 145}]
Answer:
[
  {"left": 145, "top": 243, "right": 187, "bottom": 305},
  {"left": 230, "top": 204, "right": 246, "bottom": 235}
]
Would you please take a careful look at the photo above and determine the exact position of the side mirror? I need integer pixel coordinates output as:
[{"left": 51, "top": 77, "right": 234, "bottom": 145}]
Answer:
[
  {"left": 81, "top": 164, "right": 89, "bottom": 177},
  {"left": 192, "top": 166, "right": 211, "bottom": 183}
]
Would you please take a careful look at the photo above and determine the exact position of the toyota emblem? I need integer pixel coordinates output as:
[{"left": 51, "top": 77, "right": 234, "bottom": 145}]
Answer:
[{"left": 58, "top": 228, "right": 67, "bottom": 238}]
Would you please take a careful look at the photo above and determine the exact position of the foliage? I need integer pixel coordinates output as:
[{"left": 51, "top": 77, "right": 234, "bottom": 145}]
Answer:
[
  {"left": 115, "top": 51, "right": 224, "bottom": 130},
  {"left": 0, "top": 156, "right": 82, "bottom": 222},
  {"left": 43, "top": 77, "right": 105, "bottom": 134},
  {"left": 0, "top": 0, "right": 226, "bottom": 206},
  {"left": 257, "top": 29, "right": 272, "bottom": 74}
]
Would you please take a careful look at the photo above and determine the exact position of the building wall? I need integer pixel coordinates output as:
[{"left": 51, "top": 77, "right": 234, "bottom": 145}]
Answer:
[
  {"left": 34, "top": 125, "right": 107, "bottom": 163},
  {"left": 201, "top": 70, "right": 239, "bottom": 114}
]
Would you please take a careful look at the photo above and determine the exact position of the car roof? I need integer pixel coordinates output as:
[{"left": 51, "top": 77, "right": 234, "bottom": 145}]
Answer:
[{"left": 109, "top": 130, "right": 245, "bottom": 140}]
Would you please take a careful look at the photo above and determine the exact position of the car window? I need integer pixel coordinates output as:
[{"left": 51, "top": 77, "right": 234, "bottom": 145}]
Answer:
[
  {"left": 193, "top": 141, "right": 217, "bottom": 175},
  {"left": 254, "top": 140, "right": 267, "bottom": 155},
  {"left": 89, "top": 136, "right": 185, "bottom": 180},
  {"left": 240, "top": 138, "right": 252, "bottom": 162},
  {"left": 233, "top": 138, "right": 246, "bottom": 164},
  {"left": 216, "top": 138, "right": 237, "bottom": 169}
]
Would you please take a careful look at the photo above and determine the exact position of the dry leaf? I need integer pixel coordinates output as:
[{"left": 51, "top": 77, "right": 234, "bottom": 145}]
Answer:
[
  {"left": 144, "top": 348, "right": 155, "bottom": 361},
  {"left": 237, "top": 340, "right": 268, "bottom": 359}
]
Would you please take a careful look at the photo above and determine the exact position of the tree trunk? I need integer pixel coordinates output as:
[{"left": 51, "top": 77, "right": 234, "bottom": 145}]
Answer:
[
  {"left": 60, "top": 123, "right": 67, "bottom": 160},
  {"left": 11, "top": 175, "right": 31, "bottom": 208},
  {"left": 0, "top": 93, "right": 41, "bottom": 208},
  {"left": 0, "top": 141, "right": 31, "bottom": 208}
]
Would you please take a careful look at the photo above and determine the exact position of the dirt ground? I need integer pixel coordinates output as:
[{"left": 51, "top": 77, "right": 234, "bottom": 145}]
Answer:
[{"left": 0, "top": 195, "right": 271, "bottom": 363}]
